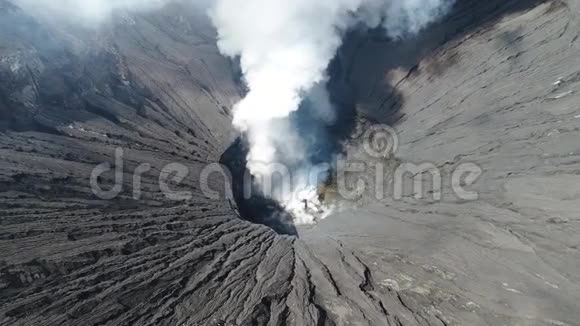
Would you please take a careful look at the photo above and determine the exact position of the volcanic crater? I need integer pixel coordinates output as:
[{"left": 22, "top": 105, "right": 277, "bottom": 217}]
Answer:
[{"left": 1, "top": 0, "right": 580, "bottom": 325}]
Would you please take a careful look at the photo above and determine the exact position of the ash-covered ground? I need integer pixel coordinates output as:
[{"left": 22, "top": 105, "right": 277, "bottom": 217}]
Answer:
[{"left": 1, "top": 0, "right": 580, "bottom": 325}]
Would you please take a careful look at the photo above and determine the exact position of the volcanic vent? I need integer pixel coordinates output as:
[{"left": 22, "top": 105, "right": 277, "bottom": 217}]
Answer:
[{"left": 219, "top": 59, "right": 358, "bottom": 235}]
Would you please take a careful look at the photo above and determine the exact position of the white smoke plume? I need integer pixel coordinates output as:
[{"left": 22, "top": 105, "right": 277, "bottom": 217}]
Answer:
[
  {"left": 359, "top": 0, "right": 455, "bottom": 39},
  {"left": 210, "top": 0, "right": 455, "bottom": 224}
]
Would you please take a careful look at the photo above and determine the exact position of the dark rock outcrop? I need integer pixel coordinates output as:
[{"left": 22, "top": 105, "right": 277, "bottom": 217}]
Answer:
[{"left": 1, "top": 0, "right": 579, "bottom": 325}]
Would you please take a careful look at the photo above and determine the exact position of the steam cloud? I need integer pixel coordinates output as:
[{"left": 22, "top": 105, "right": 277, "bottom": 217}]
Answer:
[
  {"left": 210, "top": 0, "right": 455, "bottom": 223},
  {"left": 9, "top": 0, "right": 454, "bottom": 224}
]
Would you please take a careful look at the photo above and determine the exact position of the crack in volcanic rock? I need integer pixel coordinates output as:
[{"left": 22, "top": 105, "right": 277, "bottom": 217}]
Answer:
[{"left": 2, "top": 0, "right": 580, "bottom": 325}]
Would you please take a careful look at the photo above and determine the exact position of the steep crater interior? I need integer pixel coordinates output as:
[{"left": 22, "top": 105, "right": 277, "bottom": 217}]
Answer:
[{"left": 2, "top": 0, "right": 579, "bottom": 325}]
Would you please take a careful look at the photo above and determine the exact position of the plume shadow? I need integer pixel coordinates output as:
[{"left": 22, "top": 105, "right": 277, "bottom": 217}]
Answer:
[{"left": 337, "top": 0, "right": 555, "bottom": 126}]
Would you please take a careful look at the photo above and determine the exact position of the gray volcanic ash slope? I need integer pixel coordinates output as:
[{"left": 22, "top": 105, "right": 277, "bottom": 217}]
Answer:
[{"left": 1, "top": 0, "right": 580, "bottom": 325}]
